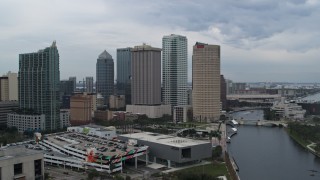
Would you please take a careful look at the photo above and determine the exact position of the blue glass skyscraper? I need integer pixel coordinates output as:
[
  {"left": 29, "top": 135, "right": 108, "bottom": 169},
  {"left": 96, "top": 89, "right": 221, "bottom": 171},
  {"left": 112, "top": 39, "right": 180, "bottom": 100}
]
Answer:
[
  {"left": 116, "top": 47, "right": 132, "bottom": 104},
  {"left": 96, "top": 50, "right": 114, "bottom": 105}
]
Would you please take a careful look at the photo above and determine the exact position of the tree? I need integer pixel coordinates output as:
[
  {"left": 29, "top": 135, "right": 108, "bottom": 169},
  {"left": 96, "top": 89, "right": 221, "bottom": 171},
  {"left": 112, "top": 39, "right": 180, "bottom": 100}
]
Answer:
[
  {"left": 212, "top": 145, "right": 222, "bottom": 160},
  {"left": 87, "top": 169, "right": 99, "bottom": 180},
  {"left": 114, "top": 174, "right": 125, "bottom": 180},
  {"left": 219, "top": 114, "right": 226, "bottom": 121}
]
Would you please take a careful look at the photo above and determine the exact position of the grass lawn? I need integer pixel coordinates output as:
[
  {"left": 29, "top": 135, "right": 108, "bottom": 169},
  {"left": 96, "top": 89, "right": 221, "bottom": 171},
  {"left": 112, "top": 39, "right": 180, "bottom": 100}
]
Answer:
[
  {"left": 172, "top": 162, "right": 231, "bottom": 180},
  {"left": 286, "top": 129, "right": 310, "bottom": 147}
]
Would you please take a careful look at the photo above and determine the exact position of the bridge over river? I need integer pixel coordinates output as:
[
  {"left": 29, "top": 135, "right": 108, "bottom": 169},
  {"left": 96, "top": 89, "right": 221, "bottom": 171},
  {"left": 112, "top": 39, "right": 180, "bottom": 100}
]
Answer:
[{"left": 236, "top": 119, "right": 287, "bottom": 127}]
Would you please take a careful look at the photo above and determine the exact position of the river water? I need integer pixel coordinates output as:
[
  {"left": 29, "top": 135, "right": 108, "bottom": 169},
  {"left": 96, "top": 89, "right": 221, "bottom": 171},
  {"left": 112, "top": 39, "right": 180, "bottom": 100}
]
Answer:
[{"left": 228, "top": 110, "right": 320, "bottom": 180}]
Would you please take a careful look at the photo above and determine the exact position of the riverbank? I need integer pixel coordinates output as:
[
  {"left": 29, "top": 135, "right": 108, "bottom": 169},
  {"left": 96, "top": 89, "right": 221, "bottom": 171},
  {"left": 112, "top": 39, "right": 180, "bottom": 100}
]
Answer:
[
  {"left": 285, "top": 128, "right": 320, "bottom": 158},
  {"left": 165, "top": 162, "right": 231, "bottom": 180}
]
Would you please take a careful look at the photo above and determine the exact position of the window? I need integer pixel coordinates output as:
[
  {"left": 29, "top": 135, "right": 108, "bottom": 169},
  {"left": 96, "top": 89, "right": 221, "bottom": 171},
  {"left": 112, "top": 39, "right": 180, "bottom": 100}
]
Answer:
[
  {"left": 181, "top": 148, "right": 191, "bottom": 158},
  {"left": 14, "top": 163, "right": 23, "bottom": 175},
  {"left": 34, "top": 159, "right": 42, "bottom": 179}
]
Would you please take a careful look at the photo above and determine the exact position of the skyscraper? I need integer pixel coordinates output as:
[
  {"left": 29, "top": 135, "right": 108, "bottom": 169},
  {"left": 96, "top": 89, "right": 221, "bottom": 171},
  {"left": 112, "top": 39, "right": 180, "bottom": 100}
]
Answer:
[
  {"left": 19, "top": 41, "right": 60, "bottom": 130},
  {"left": 162, "top": 34, "right": 188, "bottom": 108},
  {"left": 69, "top": 76, "right": 76, "bottom": 92},
  {"left": 59, "top": 80, "right": 74, "bottom": 109},
  {"left": 117, "top": 47, "right": 132, "bottom": 104},
  {"left": 85, "top": 76, "right": 94, "bottom": 93},
  {"left": 0, "top": 71, "right": 18, "bottom": 101},
  {"left": 131, "top": 44, "right": 161, "bottom": 105},
  {"left": 192, "top": 42, "right": 220, "bottom": 122},
  {"left": 220, "top": 75, "right": 227, "bottom": 110},
  {"left": 96, "top": 50, "right": 114, "bottom": 105}
]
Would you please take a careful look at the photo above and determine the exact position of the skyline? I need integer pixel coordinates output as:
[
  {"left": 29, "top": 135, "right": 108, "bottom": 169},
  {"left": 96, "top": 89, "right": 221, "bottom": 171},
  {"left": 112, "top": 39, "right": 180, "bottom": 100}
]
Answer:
[{"left": 1, "top": 0, "right": 320, "bottom": 82}]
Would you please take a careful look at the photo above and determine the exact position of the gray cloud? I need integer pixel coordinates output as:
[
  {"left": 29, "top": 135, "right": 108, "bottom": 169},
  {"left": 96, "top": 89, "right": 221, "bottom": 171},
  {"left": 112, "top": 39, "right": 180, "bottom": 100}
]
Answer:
[{"left": 0, "top": 0, "right": 320, "bottom": 82}]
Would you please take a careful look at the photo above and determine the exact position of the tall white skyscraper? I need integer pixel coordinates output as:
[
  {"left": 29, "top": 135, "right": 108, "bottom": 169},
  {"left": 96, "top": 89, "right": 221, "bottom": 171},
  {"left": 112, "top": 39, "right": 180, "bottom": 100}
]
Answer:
[{"left": 162, "top": 34, "right": 188, "bottom": 108}]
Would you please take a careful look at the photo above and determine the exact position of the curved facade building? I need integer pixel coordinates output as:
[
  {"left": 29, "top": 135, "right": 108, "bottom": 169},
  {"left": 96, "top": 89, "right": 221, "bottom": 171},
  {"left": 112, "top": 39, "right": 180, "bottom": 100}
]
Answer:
[
  {"left": 18, "top": 41, "right": 60, "bottom": 130},
  {"left": 162, "top": 34, "right": 188, "bottom": 108}
]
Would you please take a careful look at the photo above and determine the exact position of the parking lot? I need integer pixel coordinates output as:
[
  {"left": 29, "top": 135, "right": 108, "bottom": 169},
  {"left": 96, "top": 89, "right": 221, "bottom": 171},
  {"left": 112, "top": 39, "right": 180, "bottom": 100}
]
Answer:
[{"left": 45, "top": 165, "right": 87, "bottom": 180}]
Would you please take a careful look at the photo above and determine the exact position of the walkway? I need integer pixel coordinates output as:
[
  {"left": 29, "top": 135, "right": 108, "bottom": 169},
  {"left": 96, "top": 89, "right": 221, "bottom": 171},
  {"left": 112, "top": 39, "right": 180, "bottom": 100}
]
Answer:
[{"left": 162, "top": 160, "right": 211, "bottom": 173}]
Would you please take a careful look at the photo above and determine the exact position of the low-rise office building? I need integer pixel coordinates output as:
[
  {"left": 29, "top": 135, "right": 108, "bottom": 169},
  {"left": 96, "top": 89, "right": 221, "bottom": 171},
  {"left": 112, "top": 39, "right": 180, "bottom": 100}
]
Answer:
[
  {"left": 7, "top": 113, "right": 45, "bottom": 132},
  {"left": 94, "top": 110, "right": 113, "bottom": 121},
  {"left": 109, "top": 95, "right": 125, "bottom": 110},
  {"left": 0, "top": 101, "right": 18, "bottom": 128},
  {"left": 126, "top": 104, "right": 171, "bottom": 118},
  {"left": 70, "top": 93, "right": 93, "bottom": 125},
  {"left": 60, "top": 109, "right": 70, "bottom": 128},
  {"left": 173, "top": 105, "right": 192, "bottom": 123},
  {"left": 0, "top": 145, "right": 44, "bottom": 180},
  {"left": 271, "top": 97, "right": 306, "bottom": 120},
  {"left": 0, "top": 71, "right": 18, "bottom": 101}
]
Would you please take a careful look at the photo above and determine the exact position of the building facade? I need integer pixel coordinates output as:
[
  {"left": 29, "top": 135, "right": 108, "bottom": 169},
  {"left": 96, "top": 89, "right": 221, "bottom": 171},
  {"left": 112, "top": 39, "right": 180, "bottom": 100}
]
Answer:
[
  {"left": 126, "top": 104, "right": 171, "bottom": 119},
  {"left": 162, "top": 34, "right": 188, "bottom": 108},
  {"left": 19, "top": 41, "right": 60, "bottom": 130},
  {"left": 70, "top": 94, "right": 93, "bottom": 125},
  {"left": 173, "top": 105, "right": 192, "bottom": 123},
  {"left": 96, "top": 50, "right": 114, "bottom": 105},
  {"left": 131, "top": 44, "right": 161, "bottom": 105},
  {"left": 119, "top": 132, "right": 211, "bottom": 168},
  {"left": 69, "top": 76, "right": 77, "bottom": 92},
  {"left": 109, "top": 95, "right": 126, "bottom": 110},
  {"left": 60, "top": 80, "right": 74, "bottom": 108},
  {"left": 94, "top": 110, "right": 113, "bottom": 121},
  {"left": 271, "top": 97, "right": 306, "bottom": 120},
  {"left": 60, "top": 109, "right": 70, "bottom": 128},
  {"left": 220, "top": 75, "right": 227, "bottom": 110},
  {"left": 7, "top": 113, "right": 45, "bottom": 132},
  {"left": 0, "top": 71, "right": 18, "bottom": 101},
  {"left": 85, "top": 76, "right": 94, "bottom": 93},
  {"left": 117, "top": 48, "right": 132, "bottom": 104},
  {"left": 192, "top": 42, "right": 220, "bottom": 122},
  {"left": 0, "top": 146, "right": 44, "bottom": 180},
  {"left": 0, "top": 101, "right": 18, "bottom": 128}
]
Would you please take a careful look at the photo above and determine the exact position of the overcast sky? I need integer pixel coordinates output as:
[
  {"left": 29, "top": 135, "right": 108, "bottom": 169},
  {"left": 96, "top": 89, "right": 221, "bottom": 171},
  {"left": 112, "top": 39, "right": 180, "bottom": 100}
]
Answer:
[{"left": 1, "top": 0, "right": 320, "bottom": 83}]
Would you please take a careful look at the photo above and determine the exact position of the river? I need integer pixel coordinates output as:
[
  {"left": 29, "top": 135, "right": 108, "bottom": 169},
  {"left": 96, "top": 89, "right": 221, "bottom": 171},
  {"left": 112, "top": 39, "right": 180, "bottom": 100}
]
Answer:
[{"left": 227, "top": 110, "right": 320, "bottom": 180}]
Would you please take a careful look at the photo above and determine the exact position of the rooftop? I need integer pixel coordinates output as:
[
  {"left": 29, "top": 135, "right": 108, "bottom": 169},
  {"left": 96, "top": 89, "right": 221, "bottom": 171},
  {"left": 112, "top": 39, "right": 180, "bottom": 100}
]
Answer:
[
  {"left": 120, "top": 132, "right": 210, "bottom": 148},
  {"left": 0, "top": 144, "right": 43, "bottom": 161},
  {"left": 44, "top": 131, "right": 147, "bottom": 158},
  {"left": 98, "top": 50, "right": 112, "bottom": 59}
]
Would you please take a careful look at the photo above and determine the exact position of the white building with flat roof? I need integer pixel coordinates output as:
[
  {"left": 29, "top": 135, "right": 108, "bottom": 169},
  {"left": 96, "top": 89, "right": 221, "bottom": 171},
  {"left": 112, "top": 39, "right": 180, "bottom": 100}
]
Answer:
[
  {"left": 67, "top": 125, "right": 117, "bottom": 139},
  {"left": 119, "top": 132, "right": 211, "bottom": 167},
  {"left": 271, "top": 97, "right": 306, "bottom": 120},
  {"left": 7, "top": 113, "right": 45, "bottom": 132},
  {"left": 126, "top": 104, "right": 171, "bottom": 118},
  {"left": 0, "top": 146, "right": 44, "bottom": 180}
]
